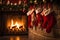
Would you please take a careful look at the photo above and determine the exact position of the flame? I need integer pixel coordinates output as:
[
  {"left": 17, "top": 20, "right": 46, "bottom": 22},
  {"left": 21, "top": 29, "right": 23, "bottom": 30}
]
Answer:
[
  {"left": 9, "top": 19, "right": 25, "bottom": 31},
  {"left": 10, "top": 19, "right": 20, "bottom": 29},
  {"left": 7, "top": 16, "right": 26, "bottom": 32}
]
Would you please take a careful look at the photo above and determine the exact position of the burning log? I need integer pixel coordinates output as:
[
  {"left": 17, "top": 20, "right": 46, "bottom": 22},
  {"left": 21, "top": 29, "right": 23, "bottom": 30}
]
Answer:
[
  {"left": 12, "top": 26, "right": 17, "bottom": 28},
  {"left": 19, "top": 26, "right": 23, "bottom": 28}
]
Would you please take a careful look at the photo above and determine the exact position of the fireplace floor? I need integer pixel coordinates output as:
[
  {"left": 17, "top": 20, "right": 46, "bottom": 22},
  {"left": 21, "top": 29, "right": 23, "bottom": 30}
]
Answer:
[{"left": 0, "top": 35, "right": 28, "bottom": 40}]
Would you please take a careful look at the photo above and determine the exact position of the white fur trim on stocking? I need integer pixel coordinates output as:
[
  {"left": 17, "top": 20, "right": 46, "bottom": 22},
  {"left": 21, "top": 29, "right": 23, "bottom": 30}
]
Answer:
[
  {"left": 27, "top": 9, "right": 34, "bottom": 16},
  {"left": 44, "top": 8, "right": 51, "bottom": 16},
  {"left": 35, "top": 8, "right": 42, "bottom": 14},
  {"left": 42, "top": 8, "right": 51, "bottom": 16}
]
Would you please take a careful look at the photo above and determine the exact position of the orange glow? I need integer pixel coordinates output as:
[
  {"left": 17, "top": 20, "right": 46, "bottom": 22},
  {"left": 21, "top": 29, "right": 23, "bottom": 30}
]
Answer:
[
  {"left": 10, "top": 36, "right": 20, "bottom": 40},
  {"left": 10, "top": 19, "right": 23, "bottom": 29},
  {"left": 6, "top": 16, "right": 26, "bottom": 32},
  {"left": 7, "top": 16, "right": 26, "bottom": 32},
  {"left": 16, "top": 36, "right": 20, "bottom": 40},
  {"left": 10, "top": 37, "right": 14, "bottom": 40}
]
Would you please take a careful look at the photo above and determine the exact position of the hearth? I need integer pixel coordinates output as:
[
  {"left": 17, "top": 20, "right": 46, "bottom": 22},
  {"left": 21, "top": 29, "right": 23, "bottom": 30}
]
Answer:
[{"left": 0, "top": 11, "right": 28, "bottom": 35}]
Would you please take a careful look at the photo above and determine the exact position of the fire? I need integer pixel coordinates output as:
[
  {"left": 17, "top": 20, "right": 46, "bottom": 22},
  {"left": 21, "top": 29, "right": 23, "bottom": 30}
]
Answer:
[
  {"left": 10, "top": 19, "right": 20, "bottom": 29},
  {"left": 8, "top": 19, "right": 25, "bottom": 31}
]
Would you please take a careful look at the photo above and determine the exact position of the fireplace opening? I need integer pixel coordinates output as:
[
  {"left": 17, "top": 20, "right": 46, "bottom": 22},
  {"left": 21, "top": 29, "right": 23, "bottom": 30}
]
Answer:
[
  {"left": 1, "top": 11, "right": 28, "bottom": 35},
  {"left": 7, "top": 18, "right": 25, "bottom": 32},
  {"left": 7, "top": 15, "right": 27, "bottom": 32}
]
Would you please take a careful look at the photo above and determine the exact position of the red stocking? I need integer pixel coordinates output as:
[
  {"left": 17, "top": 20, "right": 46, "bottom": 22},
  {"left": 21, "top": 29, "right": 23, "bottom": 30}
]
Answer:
[
  {"left": 42, "top": 16, "right": 48, "bottom": 28},
  {"left": 46, "top": 14, "right": 54, "bottom": 33},
  {"left": 28, "top": 15, "right": 31, "bottom": 28}
]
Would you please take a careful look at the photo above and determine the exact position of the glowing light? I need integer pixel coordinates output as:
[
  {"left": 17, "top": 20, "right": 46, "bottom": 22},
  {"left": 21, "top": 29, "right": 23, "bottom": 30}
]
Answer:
[
  {"left": 10, "top": 37, "right": 14, "bottom": 40},
  {"left": 9, "top": 19, "right": 25, "bottom": 31},
  {"left": 16, "top": 36, "right": 20, "bottom": 40}
]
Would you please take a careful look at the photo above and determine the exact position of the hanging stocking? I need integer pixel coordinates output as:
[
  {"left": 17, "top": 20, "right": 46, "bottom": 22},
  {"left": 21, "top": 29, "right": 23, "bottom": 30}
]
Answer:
[
  {"left": 28, "top": 15, "right": 31, "bottom": 28},
  {"left": 41, "top": 2, "right": 56, "bottom": 33},
  {"left": 46, "top": 12, "right": 56, "bottom": 33},
  {"left": 35, "top": 7, "right": 43, "bottom": 27},
  {"left": 27, "top": 5, "right": 34, "bottom": 28}
]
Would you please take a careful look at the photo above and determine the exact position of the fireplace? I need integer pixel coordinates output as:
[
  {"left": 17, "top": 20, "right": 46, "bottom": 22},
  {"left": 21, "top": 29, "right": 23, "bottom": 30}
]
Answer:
[{"left": 0, "top": 11, "right": 28, "bottom": 35}]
